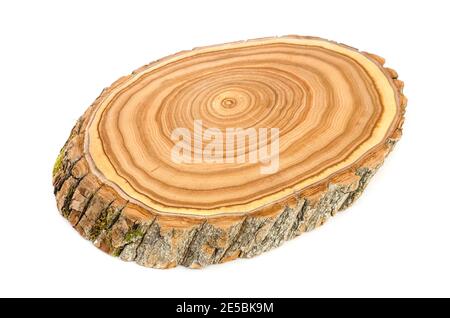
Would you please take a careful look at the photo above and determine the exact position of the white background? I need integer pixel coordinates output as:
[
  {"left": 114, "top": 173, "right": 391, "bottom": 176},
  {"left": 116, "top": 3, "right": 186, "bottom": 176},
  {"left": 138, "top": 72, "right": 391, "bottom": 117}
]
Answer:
[{"left": 1, "top": 0, "right": 449, "bottom": 298}]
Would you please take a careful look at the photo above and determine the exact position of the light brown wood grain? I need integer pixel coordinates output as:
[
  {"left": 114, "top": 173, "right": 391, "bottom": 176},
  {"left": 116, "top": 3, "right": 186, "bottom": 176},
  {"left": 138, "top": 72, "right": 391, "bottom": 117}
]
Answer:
[{"left": 53, "top": 36, "right": 406, "bottom": 268}]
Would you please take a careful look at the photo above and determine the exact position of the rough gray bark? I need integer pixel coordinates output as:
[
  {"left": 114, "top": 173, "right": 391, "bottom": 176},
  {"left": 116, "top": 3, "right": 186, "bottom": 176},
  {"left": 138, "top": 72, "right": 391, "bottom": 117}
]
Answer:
[
  {"left": 53, "top": 128, "right": 401, "bottom": 269},
  {"left": 52, "top": 42, "right": 406, "bottom": 269}
]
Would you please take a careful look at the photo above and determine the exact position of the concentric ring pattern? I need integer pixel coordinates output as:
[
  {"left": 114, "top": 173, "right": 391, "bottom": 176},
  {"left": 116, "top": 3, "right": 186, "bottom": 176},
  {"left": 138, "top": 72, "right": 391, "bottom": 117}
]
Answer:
[{"left": 86, "top": 37, "right": 400, "bottom": 215}]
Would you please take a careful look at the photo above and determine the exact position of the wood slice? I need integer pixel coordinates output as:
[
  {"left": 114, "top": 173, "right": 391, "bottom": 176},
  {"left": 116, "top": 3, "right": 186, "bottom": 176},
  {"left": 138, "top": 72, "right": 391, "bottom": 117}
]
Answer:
[{"left": 53, "top": 36, "right": 406, "bottom": 269}]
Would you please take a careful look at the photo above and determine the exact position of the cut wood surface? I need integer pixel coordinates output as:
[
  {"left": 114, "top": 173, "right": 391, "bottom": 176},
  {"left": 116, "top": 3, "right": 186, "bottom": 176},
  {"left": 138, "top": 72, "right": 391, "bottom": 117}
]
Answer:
[{"left": 53, "top": 36, "right": 406, "bottom": 269}]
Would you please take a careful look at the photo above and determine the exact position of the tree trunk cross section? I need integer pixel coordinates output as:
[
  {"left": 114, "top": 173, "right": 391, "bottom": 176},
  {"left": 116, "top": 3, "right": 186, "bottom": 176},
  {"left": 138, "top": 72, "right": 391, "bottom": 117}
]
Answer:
[{"left": 53, "top": 36, "right": 406, "bottom": 269}]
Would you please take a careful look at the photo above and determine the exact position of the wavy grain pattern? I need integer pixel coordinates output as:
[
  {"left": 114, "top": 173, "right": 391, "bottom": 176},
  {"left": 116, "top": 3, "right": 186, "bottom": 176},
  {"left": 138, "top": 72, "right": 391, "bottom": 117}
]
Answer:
[{"left": 53, "top": 36, "right": 406, "bottom": 268}]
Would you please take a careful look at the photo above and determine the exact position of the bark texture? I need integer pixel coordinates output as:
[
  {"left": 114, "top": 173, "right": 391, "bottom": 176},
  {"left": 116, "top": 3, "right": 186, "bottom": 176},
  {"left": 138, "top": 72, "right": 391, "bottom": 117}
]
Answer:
[{"left": 52, "top": 37, "right": 406, "bottom": 269}]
